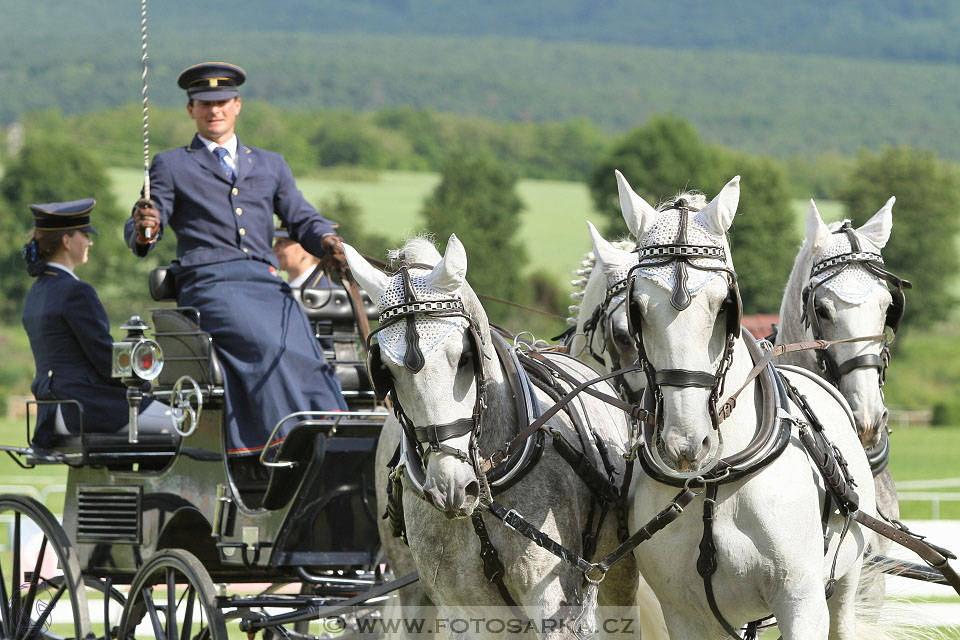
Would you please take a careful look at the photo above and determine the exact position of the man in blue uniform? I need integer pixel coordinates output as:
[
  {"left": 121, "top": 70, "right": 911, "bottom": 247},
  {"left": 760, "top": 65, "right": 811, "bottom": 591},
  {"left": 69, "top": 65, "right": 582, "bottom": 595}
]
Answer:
[
  {"left": 23, "top": 199, "right": 171, "bottom": 447},
  {"left": 124, "top": 62, "right": 347, "bottom": 459}
]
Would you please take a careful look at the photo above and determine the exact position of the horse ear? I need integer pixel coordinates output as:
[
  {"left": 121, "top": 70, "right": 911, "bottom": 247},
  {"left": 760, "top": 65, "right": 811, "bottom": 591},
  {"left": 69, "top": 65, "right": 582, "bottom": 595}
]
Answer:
[
  {"left": 804, "top": 199, "right": 831, "bottom": 250},
  {"left": 426, "top": 234, "right": 468, "bottom": 294},
  {"left": 699, "top": 175, "right": 740, "bottom": 236},
  {"left": 857, "top": 196, "right": 894, "bottom": 249},
  {"left": 343, "top": 242, "right": 388, "bottom": 304},
  {"left": 587, "top": 221, "right": 633, "bottom": 275},
  {"left": 616, "top": 170, "right": 658, "bottom": 240}
]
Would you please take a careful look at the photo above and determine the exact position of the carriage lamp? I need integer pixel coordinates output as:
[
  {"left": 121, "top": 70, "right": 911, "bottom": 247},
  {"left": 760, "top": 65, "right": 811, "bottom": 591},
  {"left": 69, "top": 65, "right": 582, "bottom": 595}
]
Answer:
[{"left": 113, "top": 316, "right": 164, "bottom": 443}]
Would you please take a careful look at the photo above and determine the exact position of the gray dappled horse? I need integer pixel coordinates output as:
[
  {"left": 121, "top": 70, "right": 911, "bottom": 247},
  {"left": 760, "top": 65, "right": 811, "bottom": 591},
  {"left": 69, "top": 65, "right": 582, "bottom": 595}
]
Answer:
[
  {"left": 777, "top": 198, "right": 910, "bottom": 609},
  {"left": 348, "top": 236, "right": 640, "bottom": 639},
  {"left": 595, "top": 171, "right": 878, "bottom": 639}
]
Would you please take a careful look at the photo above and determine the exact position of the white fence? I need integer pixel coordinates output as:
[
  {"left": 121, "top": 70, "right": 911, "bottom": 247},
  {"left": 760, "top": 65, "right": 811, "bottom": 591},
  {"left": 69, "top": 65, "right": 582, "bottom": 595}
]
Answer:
[{"left": 897, "top": 477, "right": 960, "bottom": 519}]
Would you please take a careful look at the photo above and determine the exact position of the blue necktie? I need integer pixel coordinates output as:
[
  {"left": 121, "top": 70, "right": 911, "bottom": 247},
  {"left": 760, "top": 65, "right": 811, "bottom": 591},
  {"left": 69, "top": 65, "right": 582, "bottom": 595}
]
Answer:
[{"left": 213, "top": 147, "right": 235, "bottom": 181}]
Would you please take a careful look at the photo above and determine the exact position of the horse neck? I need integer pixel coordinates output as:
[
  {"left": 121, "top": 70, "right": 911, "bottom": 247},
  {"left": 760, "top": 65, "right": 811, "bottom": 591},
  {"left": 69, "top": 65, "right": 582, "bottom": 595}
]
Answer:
[
  {"left": 477, "top": 337, "right": 522, "bottom": 451},
  {"left": 777, "top": 245, "right": 819, "bottom": 371},
  {"left": 720, "top": 335, "right": 764, "bottom": 451}
]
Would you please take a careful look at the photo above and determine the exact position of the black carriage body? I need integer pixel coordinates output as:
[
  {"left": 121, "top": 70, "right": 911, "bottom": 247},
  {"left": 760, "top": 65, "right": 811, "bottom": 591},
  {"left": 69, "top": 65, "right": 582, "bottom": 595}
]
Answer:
[{"left": 27, "top": 283, "right": 386, "bottom": 585}]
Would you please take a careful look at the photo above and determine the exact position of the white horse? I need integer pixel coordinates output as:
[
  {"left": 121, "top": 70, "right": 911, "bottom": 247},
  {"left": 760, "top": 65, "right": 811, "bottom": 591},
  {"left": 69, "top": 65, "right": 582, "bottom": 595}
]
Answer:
[
  {"left": 592, "top": 171, "right": 877, "bottom": 639},
  {"left": 777, "top": 198, "right": 908, "bottom": 608},
  {"left": 568, "top": 239, "right": 645, "bottom": 405},
  {"left": 347, "top": 236, "right": 640, "bottom": 639}
]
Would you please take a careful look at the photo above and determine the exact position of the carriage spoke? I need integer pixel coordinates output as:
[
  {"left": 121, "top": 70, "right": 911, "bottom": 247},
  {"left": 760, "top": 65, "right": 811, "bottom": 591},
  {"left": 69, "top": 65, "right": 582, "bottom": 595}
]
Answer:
[
  {"left": 104, "top": 576, "right": 114, "bottom": 640},
  {"left": 0, "top": 560, "right": 10, "bottom": 639},
  {"left": 167, "top": 569, "right": 179, "bottom": 640},
  {"left": 31, "top": 580, "right": 66, "bottom": 631},
  {"left": 18, "top": 535, "right": 49, "bottom": 639},
  {"left": 180, "top": 586, "right": 195, "bottom": 640},
  {"left": 144, "top": 586, "right": 166, "bottom": 640}
]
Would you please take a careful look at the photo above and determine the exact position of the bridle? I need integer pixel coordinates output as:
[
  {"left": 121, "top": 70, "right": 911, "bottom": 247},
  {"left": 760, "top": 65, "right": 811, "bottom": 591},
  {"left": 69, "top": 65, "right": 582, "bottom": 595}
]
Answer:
[
  {"left": 581, "top": 276, "right": 642, "bottom": 402},
  {"left": 625, "top": 199, "right": 743, "bottom": 439},
  {"left": 800, "top": 221, "right": 911, "bottom": 389},
  {"left": 364, "top": 263, "right": 489, "bottom": 463}
]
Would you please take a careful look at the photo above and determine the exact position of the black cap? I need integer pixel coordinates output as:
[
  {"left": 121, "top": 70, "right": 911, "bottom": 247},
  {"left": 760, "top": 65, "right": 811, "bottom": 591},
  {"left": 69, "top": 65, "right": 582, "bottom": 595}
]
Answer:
[
  {"left": 178, "top": 61, "right": 246, "bottom": 101},
  {"left": 29, "top": 198, "right": 99, "bottom": 235}
]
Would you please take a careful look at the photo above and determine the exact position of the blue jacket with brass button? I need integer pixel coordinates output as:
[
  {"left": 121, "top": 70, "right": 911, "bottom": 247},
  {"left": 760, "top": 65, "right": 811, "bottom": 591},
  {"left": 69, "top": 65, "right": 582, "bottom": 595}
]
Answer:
[
  {"left": 22, "top": 268, "right": 150, "bottom": 445},
  {"left": 123, "top": 134, "right": 337, "bottom": 265},
  {"left": 122, "top": 133, "right": 346, "bottom": 457}
]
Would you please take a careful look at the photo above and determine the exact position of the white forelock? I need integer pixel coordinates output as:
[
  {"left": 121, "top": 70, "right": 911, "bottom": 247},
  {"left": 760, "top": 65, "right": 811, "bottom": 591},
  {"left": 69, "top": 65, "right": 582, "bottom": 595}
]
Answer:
[{"left": 377, "top": 266, "right": 468, "bottom": 366}]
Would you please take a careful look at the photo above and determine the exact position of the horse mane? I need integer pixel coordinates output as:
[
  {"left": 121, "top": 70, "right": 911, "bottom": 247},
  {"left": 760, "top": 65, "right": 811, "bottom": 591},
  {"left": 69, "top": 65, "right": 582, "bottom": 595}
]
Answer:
[
  {"left": 659, "top": 190, "right": 708, "bottom": 211},
  {"left": 568, "top": 239, "right": 636, "bottom": 326},
  {"left": 388, "top": 234, "right": 441, "bottom": 266}
]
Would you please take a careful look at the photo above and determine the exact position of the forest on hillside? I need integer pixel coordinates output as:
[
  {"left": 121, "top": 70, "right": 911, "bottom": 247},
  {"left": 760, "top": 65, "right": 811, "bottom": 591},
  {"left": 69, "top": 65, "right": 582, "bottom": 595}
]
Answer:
[{"left": 2, "top": 3, "right": 960, "bottom": 161}]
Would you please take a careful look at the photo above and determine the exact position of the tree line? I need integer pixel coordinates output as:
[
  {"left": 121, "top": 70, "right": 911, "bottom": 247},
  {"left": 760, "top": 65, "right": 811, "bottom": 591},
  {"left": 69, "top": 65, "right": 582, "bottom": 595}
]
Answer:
[{"left": 1, "top": 111, "right": 957, "bottom": 335}]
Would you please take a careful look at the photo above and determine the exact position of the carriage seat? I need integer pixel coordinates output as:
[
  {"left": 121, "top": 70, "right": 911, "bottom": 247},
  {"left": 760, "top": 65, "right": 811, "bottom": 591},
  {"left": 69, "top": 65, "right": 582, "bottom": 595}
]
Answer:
[
  {"left": 149, "top": 266, "right": 177, "bottom": 302},
  {"left": 151, "top": 308, "right": 224, "bottom": 389},
  {"left": 294, "top": 286, "right": 378, "bottom": 324}
]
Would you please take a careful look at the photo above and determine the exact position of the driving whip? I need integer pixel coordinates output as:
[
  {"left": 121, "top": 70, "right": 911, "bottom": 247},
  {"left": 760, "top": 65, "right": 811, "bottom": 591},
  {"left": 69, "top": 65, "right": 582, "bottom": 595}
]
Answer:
[{"left": 140, "top": 0, "right": 152, "bottom": 238}]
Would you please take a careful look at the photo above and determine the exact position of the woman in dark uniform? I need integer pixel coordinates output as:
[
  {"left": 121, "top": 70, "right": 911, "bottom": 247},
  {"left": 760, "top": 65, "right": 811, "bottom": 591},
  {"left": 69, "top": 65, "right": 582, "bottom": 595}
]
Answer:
[{"left": 21, "top": 199, "right": 170, "bottom": 447}]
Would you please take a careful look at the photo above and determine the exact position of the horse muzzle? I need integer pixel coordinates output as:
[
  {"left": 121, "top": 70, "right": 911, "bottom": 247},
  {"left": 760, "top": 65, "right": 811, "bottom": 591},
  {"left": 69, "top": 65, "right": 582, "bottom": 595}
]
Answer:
[{"left": 423, "top": 478, "right": 480, "bottom": 519}]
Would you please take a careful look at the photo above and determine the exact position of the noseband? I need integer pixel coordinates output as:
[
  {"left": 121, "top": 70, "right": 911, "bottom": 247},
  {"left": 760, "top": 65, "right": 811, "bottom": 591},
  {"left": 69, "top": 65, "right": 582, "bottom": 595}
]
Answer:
[{"left": 800, "top": 221, "right": 911, "bottom": 388}]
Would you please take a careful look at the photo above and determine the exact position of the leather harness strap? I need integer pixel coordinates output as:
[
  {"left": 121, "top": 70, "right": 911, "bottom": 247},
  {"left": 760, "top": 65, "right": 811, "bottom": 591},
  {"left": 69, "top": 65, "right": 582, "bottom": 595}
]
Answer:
[
  {"left": 853, "top": 511, "right": 960, "bottom": 595},
  {"left": 480, "top": 357, "right": 653, "bottom": 474}
]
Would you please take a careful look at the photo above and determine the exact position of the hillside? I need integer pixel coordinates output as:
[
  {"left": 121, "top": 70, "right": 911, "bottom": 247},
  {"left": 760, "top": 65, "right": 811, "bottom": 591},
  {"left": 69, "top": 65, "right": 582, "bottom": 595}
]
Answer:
[
  {"left": 1, "top": 2, "right": 959, "bottom": 161},
  {"left": 5, "top": 1, "right": 960, "bottom": 63}
]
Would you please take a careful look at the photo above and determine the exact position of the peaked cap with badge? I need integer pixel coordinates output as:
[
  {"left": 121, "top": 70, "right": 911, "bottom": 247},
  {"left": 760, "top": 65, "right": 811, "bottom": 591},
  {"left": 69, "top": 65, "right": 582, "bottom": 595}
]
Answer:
[
  {"left": 178, "top": 62, "right": 246, "bottom": 101},
  {"left": 30, "top": 198, "right": 100, "bottom": 235}
]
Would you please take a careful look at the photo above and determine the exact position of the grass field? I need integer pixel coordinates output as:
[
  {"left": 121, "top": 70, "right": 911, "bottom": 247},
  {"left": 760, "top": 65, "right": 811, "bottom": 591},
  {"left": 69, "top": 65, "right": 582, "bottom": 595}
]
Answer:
[
  {"left": 109, "top": 167, "right": 599, "bottom": 287},
  {"left": 110, "top": 166, "right": 840, "bottom": 288}
]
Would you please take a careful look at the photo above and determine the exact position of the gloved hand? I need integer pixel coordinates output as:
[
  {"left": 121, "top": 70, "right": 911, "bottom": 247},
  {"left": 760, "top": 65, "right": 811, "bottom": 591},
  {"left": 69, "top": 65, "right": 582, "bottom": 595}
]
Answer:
[
  {"left": 320, "top": 235, "right": 348, "bottom": 273},
  {"left": 133, "top": 199, "right": 160, "bottom": 244}
]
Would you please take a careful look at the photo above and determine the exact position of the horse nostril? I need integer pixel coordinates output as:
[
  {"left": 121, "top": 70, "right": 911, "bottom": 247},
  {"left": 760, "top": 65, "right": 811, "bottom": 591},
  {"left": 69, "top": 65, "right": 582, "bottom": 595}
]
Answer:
[
  {"left": 464, "top": 480, "right": 480, "bottom": 501},
  {"left": 701, "top": 435, "right": 710, "bottom": 453}
]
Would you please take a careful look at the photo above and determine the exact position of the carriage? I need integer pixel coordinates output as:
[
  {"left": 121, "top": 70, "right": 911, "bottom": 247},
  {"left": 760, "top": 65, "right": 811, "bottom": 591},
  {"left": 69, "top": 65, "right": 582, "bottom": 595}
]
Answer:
[{"left": 0, "top": 267, "right": 400, "bottom": 640}]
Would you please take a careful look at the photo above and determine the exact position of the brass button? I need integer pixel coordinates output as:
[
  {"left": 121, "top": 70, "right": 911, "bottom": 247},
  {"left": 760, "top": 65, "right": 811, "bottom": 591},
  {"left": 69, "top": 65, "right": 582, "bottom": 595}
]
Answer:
[
  {"left": 242, "top": 247, "right": 249, "bottom": 253},
  {"left": 232, "top": 188, "right": 239, "bottom": 196},
  {"left": 239, "top": 228, "right": 246, "bottom": 236},
  {"left": 48, "top": 370, "right": 53, "bottom": 377},
  {"left": 235, "top": 207, "right": 242, "bottom": 215}
]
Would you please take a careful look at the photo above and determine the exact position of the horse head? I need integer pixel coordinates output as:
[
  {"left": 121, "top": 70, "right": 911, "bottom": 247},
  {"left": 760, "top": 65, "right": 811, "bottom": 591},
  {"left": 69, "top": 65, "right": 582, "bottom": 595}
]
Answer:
[
  {"left": 573, "top": 225, "right": 645, "bottom": 401},
  {"left": 346, "top": 236, "right": 488, "bottom": 519},
  {"left": 799, "top": 198, "right": 902, "bottom": 447},
  {"left": 611, "top": 170, "right": 742, "bottom": 473}
]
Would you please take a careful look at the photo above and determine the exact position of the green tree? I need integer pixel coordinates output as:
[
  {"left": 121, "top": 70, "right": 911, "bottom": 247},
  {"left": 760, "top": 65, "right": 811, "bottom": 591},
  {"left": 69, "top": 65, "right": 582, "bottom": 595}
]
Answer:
[
  {"left": 839, "top": 146, "right": 960, "bottom": 329},
  {"left": 420, "top": 151, "right": 528, "bottom": 322},
  {"left": 588, "top": 114, "right": 727, "bottom": 237},
  {"left": 722, "top": 151, "right": 798, "bottom": 314},
  {"left": 318, "top": 191, "right": 395, "bottom": 263},
  {"left": 0, "top": 136, "right": 171, "bottom": 323}
]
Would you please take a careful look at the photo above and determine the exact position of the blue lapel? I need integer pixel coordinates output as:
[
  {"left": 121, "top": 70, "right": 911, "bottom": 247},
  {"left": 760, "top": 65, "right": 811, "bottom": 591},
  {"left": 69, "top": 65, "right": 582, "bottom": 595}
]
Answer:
[
  {"left": 234, "top": 136, "right": 254, "bottom": 184},
  {"left": 185, "top": 134, "right": 234, "bottom": 185}
]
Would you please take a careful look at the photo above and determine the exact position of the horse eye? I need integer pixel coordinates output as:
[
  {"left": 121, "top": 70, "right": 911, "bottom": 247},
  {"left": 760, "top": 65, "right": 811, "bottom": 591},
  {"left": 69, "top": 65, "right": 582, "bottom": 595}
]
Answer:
[
  {"left": 458, "top": 351, "right": 473, "bottom": 369},
  {"left": 815, "top": 304, "right": 831, "bottom": 320}
]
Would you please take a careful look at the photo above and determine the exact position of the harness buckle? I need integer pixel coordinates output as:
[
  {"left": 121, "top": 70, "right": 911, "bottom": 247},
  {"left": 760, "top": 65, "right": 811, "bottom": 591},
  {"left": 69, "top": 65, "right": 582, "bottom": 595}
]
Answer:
[{"left": 502, "top": 508, "right": 523, "bottom": 531}]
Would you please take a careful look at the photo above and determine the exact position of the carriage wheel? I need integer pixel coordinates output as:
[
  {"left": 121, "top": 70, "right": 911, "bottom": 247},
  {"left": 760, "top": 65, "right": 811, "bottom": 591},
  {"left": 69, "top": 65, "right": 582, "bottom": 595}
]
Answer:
[
  {"left": 0, "top": 494, "right": 91, "bottom": 640},
  {"left": 118, "top": 549, "right": 227, "bottom": 640}
]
